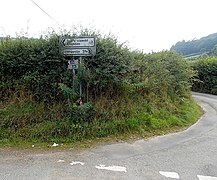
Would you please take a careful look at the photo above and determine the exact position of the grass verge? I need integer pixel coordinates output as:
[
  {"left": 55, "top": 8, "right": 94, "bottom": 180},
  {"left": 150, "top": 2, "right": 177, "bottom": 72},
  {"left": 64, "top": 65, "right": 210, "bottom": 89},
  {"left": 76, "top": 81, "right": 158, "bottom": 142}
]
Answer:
[{"left": 0, "top": 97, "right": 202, "bottom": 149}]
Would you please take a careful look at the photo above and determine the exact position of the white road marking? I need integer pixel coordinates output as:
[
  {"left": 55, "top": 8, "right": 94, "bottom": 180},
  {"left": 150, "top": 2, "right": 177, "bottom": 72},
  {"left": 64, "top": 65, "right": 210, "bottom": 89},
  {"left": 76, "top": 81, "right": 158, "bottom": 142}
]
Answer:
[
  {"left": 197, "top": 175, "right": 217, "bottom": 180},
  {"left": 70, "top": 161, "right": 85, "bottom": 166},
  {"left": 95, "top": 165, "right": 127, "bottom": 172},
  {"left": 57, "top": 160, "right": 65, "bottom": 163},
  {"left": 159, "top": 171, "right": 180, "bottom": 179}
]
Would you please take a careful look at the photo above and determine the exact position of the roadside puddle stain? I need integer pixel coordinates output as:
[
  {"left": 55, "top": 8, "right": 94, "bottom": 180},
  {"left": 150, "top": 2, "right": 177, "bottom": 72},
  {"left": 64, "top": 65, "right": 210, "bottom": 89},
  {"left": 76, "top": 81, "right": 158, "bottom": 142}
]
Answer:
[
  {"left": 159, "top": 171, "right": 180, "bottom": 179},
  {"left": 95, "top": 165, "right": 127, "bottom": 172},
  {"left": 70, "top": 161, "right": 85, "bottom": 166},
  {"left": 197, "top": 175, "right": 217, "bottom": 180}
]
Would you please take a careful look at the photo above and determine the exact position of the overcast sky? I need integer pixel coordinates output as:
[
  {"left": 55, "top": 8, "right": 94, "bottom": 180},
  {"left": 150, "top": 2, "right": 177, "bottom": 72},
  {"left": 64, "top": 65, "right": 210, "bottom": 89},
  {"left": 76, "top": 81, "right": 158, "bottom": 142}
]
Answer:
[{"left": 1, "top": 0, "right": 217, "bottom": 53}]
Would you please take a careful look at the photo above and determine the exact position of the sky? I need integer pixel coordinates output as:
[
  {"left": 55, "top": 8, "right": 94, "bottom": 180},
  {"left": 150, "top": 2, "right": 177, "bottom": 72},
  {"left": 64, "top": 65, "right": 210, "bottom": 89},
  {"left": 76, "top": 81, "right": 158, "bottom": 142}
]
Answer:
[{"left": 1, "top": 0, "right": 217, "bottom": 53}]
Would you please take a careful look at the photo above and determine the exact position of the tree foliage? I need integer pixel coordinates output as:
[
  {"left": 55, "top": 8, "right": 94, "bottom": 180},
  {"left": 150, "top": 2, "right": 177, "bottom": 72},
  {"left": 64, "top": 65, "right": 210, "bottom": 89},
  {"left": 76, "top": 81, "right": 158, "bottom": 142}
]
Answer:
[{"left": 171, "top": 33, "right": 217, "bottom": 56}]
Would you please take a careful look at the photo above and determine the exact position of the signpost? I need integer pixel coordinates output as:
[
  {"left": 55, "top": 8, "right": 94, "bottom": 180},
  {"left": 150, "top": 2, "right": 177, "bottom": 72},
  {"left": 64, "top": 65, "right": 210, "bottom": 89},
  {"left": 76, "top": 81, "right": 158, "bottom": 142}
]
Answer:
[
  {"left": 60, "top": 36, "right": 96, "bottom": 56},
  {"left": 63, "top": 48, "right": 93, "bottom": 56},
  {"left": 68, "top": 60, "right": 78, "bottom": 70},
  {"left": 60, "top": 36, "right": 96, "bottom": 105}
]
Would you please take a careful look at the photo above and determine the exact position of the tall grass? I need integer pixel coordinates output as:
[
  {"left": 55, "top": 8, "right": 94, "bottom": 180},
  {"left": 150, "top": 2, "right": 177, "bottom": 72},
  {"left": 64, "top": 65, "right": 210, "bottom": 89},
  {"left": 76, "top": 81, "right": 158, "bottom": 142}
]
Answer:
[{"left": 0, "top": 93, "right": 201, "bottom": 144}]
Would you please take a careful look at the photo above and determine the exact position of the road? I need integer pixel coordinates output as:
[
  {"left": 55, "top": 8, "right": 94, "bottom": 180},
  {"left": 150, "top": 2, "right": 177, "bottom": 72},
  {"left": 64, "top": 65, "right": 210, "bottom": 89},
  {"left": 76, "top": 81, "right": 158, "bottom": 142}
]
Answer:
[{"left": 0, "top": 92, "right": 217, "bottom": 180}]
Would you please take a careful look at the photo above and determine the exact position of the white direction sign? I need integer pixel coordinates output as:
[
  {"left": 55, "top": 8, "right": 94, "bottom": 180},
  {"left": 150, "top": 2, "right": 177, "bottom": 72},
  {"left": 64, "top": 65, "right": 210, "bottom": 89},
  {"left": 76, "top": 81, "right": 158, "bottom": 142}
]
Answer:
[
  {"left": 62, "top": 48, "right": 92, "bottom": 56},
  {"left": 61, "top": 37, "right": 95, "bottom": 47},
  {"left": 60, "top": 36, "right": 96, "bottom": 56}
]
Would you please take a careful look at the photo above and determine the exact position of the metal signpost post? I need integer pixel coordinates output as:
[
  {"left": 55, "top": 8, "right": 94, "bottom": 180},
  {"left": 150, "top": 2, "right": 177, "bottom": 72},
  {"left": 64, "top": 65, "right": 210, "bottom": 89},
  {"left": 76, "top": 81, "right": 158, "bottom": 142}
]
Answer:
[{"left": 60, "top": 36, "right": 96, "bottom": 105}]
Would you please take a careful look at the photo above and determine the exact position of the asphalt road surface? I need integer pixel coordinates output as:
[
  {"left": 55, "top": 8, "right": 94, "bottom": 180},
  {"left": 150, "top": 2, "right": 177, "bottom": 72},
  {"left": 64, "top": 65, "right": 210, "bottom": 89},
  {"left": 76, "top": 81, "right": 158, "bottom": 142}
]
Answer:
[{"left": 0, "top": 92, "right": 217, "bottom": 180}]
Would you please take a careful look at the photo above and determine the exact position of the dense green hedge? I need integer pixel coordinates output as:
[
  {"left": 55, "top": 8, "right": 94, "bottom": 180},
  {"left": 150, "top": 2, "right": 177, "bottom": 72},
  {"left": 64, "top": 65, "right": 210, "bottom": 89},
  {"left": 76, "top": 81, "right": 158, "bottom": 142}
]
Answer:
[
  {"left": 191, "top": 57, "right": 217, "bottom": 95},
  {"left": 0, "top": 31, "right": 199, "bottom": 143},
  {"left": 132, "top": 52, "right": 194, "bottom": 99},
  {"left": 0, "top": 36, "right": 66, "bottom": 102},
  {"left": 0, "top": 33, "right": 194, "bottom": 103},
  {"left": 0, "top": 35, "right": 133, "bottom": 102}
]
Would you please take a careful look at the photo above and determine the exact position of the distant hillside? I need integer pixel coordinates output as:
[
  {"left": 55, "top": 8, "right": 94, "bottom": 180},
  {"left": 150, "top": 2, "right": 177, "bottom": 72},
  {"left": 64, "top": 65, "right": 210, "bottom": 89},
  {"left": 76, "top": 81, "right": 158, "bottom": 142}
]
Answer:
[{"left": 170, "top": 33, "right": 217, "bottom": 56}]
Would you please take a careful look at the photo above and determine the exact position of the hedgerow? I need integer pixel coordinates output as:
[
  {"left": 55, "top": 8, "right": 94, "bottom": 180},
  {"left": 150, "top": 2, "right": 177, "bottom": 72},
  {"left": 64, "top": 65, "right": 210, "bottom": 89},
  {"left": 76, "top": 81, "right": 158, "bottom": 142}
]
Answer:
[
  {"left": 0, "top": 31, "right": 199, "bottom": 144},
  {"left": 191, "top": 57, "right": 217, "bottom": 95}
]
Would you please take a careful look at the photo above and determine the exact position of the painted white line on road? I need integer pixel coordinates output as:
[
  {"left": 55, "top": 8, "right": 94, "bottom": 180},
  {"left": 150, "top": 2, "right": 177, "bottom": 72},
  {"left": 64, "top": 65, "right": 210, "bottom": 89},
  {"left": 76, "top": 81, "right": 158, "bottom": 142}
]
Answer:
[
  {"left": 95, "top": 165, "right": 127, "bottom": 172},
  {"left": 197, "top": 175, "right": 217, "bottom": 180},
  {"left": 159, "top": 171, "right": 180, "bottom": 179},
  {"left": 70, "top": 161, "right": 85, "bottom": 166},
  {"left": 57, "top": 160, "right": 65, "bottom": 163}
]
